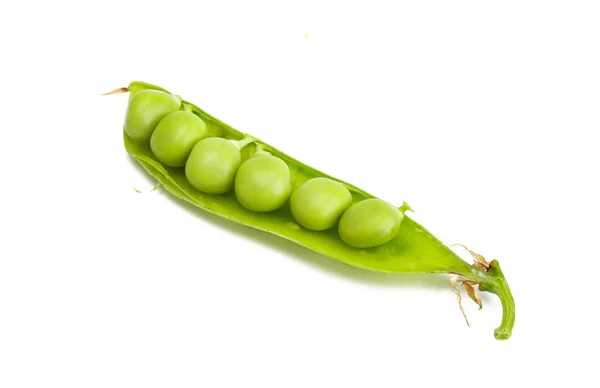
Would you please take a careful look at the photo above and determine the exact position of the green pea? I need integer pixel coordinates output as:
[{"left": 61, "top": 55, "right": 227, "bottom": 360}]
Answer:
[
  {"left": 235, "top": 154, "right": 292, "bottom": 212},
  {"left": 338, "top": 198, "right": 403, "bottom": 248},
  {"left": 290, "top": 178, "right": 352, "bottom": 231},
  {"left": 150, "top": 111, "right": 207, "bottom": 167},
  {"left": 185, "top": 137, "right": 242, "bottom": 194},
  {"left": 124, "top": 90, "right": 181, "bottom": 141}
]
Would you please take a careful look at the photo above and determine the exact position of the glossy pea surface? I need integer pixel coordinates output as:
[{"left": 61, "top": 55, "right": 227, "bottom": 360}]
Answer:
[
  {"left": 338, "top": 198, "right": 403, "bottom": 248},
  {"left": 235, "top": 154, "right": 292, "bottom": 212},
  {"left": 125, "top": 90, "right": 181, "bottom": 141},
  {"left": 150, "top": 111, "right": 207, "bottom": 167},
  {"left": 186, "top": 137, "right": 241, "bottom": 194},
  {"left": 290, "top": 178, "right": 352, "bottom": 231}
]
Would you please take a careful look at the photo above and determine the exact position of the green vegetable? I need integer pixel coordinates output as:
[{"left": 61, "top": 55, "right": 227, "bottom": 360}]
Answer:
[
  {"left": 124, "top": 89, "right": 181, "bottom": 141},
  {"left": 185, "top": 137, "right": 243, "bottom": 194},
  {"left": 150, "top": 110, "right": 207, "bottom": 167},
  {"left": 235, "top": 153, "right": 292, "bottom": 212},
  {"left": 107, "top": 81, "right": 515, "bottom": 340},
  {"left": 290, "top": 177, "right": 352, "bottom": 231},
  {"left": 338, "top": 198, "right": 403, "bottom": 248}
]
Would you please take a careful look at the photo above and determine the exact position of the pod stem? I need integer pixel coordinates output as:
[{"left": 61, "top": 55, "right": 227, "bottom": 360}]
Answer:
[
  {"left": 479, "top": 261, "right": 515, "bottom": 340},
  {"left": 462, "top": 260, "right": 515, "bottom": 340},
  {"left": 451, "top": 245, "right": 515, "bottom": 340}
]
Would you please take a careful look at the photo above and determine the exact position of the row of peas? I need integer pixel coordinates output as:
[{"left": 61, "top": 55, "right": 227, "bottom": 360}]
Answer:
[{"left": 124, "top": 90, "right": 403, "bottom": 249}]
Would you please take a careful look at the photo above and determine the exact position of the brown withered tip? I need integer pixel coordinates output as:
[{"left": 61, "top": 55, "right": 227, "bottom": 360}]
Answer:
[{"left": 101, "top": 87, "right": 128, "bottom": 96}]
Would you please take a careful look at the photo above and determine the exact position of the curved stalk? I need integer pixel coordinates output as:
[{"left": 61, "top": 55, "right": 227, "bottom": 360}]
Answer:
[{"left": 464, "top": 260, "right": 515, "bottom": 340}]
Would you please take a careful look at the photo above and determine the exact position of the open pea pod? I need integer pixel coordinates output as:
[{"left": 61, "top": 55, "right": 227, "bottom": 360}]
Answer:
[{"left": 113, "top": 81, "right": 515, "bottom": 340}]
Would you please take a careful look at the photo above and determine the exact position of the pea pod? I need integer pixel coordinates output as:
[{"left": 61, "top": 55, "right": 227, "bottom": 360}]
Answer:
[{"left": 108, "top": 81, "right": 515, "bottom": 340}]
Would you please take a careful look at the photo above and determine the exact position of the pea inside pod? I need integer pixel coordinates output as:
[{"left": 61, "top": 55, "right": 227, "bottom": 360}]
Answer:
[
  {"left": 150, "top": 110, "right": 207, "bottom": 167},
  {"left": 290, "top": 178, "right": 353, "bottom": 231},
  {"left": 186, "top": 137, "right": 244, "bottom": 194},
  {"left": 235, "top": 153, "right": 292, "bottom": 212},
  {"left": 338, "top": 198, "right": 404, "bottom": 248},
  {"left": 124, "top": 89, "right": 181, "bottom": 141}
]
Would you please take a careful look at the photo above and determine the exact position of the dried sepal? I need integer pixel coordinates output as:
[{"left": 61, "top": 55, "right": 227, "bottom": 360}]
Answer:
[
  {"left": 450, "top": 275, "right": 470, "bottom": 326},
  {"left": 450, "top": 275, "right": 485, "bottom": 327},
  {"left": 463, "top": 281, "right": 483, "bottom": 310},
  {"left": 452, "top": 243, "right": 491, "bottom": 271}
]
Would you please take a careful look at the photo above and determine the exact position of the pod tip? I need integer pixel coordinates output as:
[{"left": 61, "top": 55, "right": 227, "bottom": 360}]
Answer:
[{"left": 101, "top": 87, "right": 129, "bottom": 96}]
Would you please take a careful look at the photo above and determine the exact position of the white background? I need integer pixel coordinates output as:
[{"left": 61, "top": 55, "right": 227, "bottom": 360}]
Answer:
[{"left": 1, "top": 1, "right": 599, "bottom": 387}]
